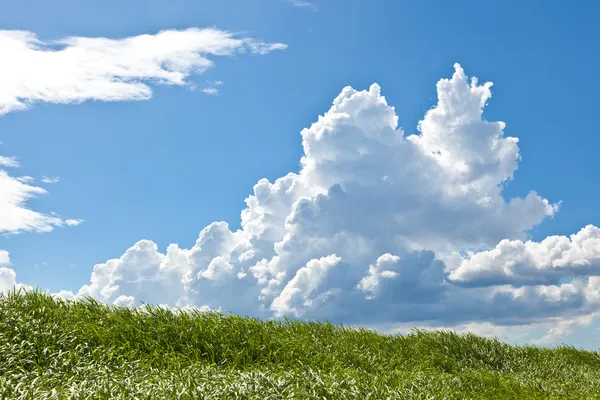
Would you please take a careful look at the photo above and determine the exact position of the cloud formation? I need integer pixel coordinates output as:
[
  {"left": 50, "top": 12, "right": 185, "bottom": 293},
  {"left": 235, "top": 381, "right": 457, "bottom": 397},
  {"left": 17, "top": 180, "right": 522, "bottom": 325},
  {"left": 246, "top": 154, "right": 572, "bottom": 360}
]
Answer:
[
  {"left": 0, "top": 28, "right": 286, "bottom": 115},
  {"left": 286, "top": 0, "right": 316, "bottom": 9},
  {"left": 0, "top": 250, "right": 9, "bottom": 266},
  {"left": 0, "top": 156, "right": 19, "bottom": 167},
  {"left": 450, "top": 225, "right": 600, "bottom": 287},
  {"left": 0, "top": 152, "right": 78, "bottom": 234},
  {"left": 200, "top": 80, "right": 223, "bottom": 96},
  {"left": 0, "top": 250, "right": 31, "bottom": 295},
  {"left": 54, "top": 64, "right": 600, "bottom": 341},
  {"left": 0, "top": 27, "right": 284, "bottom": 275},
  {"left": 4, "top": 63, "right": 599, "bottom": 344},
  {"left": 0, "top": 167, "right": 76, "bottom": 234},
  {"left": 0, "top": 268, "right": 17, "bottom": 294},
  {"left": 41, "top": 176, "right": 60, "bottom": 184}
]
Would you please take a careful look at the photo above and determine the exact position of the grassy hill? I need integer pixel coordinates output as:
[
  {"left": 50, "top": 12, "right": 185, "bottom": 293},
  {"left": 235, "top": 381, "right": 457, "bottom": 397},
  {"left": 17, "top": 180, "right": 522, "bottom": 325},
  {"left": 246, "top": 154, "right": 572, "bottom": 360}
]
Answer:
[{"left": 1, "top": 290, "right": 599, "bottom": 399}]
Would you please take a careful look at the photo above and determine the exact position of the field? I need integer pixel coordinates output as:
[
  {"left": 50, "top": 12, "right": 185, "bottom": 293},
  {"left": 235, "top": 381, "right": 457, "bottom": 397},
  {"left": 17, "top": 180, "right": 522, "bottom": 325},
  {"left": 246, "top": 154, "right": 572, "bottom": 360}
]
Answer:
[{"left": 1, "top": 290, "right": 600, "bottom": 399}]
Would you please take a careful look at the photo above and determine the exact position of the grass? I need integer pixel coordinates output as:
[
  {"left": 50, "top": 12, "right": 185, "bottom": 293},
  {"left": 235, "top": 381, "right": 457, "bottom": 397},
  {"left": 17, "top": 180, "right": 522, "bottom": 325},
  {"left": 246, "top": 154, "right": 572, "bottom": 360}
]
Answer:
[{"left": 1, "top": 290, "right": 600, "bottom": 399}]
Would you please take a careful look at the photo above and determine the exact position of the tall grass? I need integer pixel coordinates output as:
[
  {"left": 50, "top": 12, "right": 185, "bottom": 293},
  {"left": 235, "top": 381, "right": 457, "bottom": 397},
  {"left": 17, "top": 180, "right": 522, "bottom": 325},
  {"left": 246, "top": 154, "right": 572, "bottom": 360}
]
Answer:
[{"left": 1, "top": 289, "right": 599, "bottom": 399}]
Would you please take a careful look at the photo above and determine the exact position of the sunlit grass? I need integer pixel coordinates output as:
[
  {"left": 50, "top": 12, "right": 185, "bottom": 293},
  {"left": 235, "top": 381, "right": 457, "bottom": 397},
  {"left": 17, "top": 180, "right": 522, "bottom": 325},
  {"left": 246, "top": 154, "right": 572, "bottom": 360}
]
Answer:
[{"left": 1, "top": 289, "right": 599, "bottom": 399}]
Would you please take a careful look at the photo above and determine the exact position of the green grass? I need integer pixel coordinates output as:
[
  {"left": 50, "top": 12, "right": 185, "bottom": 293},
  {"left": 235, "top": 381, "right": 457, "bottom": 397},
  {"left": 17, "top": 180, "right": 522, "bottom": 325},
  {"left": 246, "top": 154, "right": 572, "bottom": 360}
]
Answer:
[{"left": 1, "top": 290, "right": 600, "bottom": 399}]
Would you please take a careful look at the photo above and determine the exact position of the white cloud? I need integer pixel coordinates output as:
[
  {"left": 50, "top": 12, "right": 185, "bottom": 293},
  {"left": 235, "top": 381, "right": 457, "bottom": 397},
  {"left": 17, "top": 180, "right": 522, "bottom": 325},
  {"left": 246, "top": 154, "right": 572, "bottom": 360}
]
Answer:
[
  {"left": 0, "top": 168, "right": 77, "bottom": 234},
  {"left": 6, "top": 63, "right": 597, "bottom": 345},
  {"left": 0, "top": 250, "right": 10, "bottom": 266},
  {"left": 0, "top": 28, "right": 286, "bottom": 115},
  {"left": 378, "top": 320, "right": 538, "bottom": 344},
  {"left": 200, "top": 256, "right": 234, "bottom": 280},
  {"left": 0, "top": 147, "right": 82, "bottom": 234},
  {"left": 0, "top": 267, "right": 17, "bottom": 294},
  {"left": 200, "top": 80, "right": 224, "bottom": 96},
  {"left": 450, "top": 225, "right": 600, "bottom": 286},
  {"left": 0, "top": 252, "right": 31, "bottom": 295},
  {"left": 271, "top": 254, "right": 341, "bottom": 317},
  {"left": 287, "top": 0, "right": 317, "bottom": 10},
  {"left": 41, "top": 176, "right": 60, "bottom": 184},
  {"left": 357, "top": 254, "right": 400, "bottom": 300},
  {"left": 0, "top": 26, "right": 283, "bottom": 259},
  {"left": 16, "top": 176, "right": 34, "bottom": 183},
  {"left": 0, "top": 156, "right": 18, "bottom": 167},
  {"left": 200, "top": 88, "right": 220, "bottom": 96},
  {"left": 113, "top": 295, "right": 136, "bottom": 308},
  {"left": 532, "top": 312, "right": 599, "bottom": 345},
  {"left": 65, "top": 218, "right": 84, "bottom": 227}
]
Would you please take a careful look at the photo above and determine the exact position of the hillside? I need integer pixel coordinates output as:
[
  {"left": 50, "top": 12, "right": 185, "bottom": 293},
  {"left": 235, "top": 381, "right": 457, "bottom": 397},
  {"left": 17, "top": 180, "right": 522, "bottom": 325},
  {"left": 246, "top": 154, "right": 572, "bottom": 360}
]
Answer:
[{"left": 1, "top": 290, "right": 599, "bottom": 399}]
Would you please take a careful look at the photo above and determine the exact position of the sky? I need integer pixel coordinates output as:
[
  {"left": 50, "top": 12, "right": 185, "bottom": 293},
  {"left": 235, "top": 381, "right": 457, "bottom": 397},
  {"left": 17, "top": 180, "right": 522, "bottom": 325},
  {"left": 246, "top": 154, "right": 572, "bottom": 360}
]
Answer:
[{"left": 1, "top": 0, "right": 600, "bottom": 349}]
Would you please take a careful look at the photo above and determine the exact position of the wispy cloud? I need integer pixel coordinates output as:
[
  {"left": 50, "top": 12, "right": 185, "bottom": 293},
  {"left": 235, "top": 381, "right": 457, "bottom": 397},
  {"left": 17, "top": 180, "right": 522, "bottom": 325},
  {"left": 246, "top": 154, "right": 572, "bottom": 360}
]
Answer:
[
  {"left": 286, "top": 0, "right": 317, "bottom": 10},
  {"left": 0, "top": 26, "right": 287, "bottom": 297},
  {"left": 0, "top": 156, "right": 18, "bottom": 167},
  {"left": 200, "top": 80, "right": 224, "bottom": 96},
  {"left": 65, "top": 219, "right": 84, "bottom": 227},
  {"left": 0, "top": 28, "right": 286, "bottom": 115},
  {"left": 0, "top": 27, "right": 285, "bottom": 239},
  {"left": 0, "top": 164, "right": 79, "bottom": 234},
  {"left": 16, "top": 176, "right": 34, "bottom": 183},
  {"left": 200, "top": 88, "right": 220, "bottom": 96},
  {"left": 41, "top": 176, "right": 60, "bottom": 184}
]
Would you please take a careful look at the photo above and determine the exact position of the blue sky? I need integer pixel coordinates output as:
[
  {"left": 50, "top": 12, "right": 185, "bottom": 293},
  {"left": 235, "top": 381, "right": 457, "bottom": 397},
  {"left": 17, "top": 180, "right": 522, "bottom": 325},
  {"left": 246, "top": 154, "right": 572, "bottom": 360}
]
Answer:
[{"left": 1, "top": 0, "right": 600, "bottom": 348}]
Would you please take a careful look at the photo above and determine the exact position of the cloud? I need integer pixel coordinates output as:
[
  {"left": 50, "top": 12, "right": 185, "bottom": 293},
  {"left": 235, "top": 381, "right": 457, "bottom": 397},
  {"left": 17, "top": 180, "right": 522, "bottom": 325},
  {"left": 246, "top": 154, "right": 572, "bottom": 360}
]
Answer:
[
  {"left": 0, "top": 250, "right": 31, "bottom": 295},
  {"left": 450, "top": 225, "right": 600, "bottom": 287},
  {"left": 0, "top": 267, "right": 17, "bottom": 294},
  {"left": 200, "top": 88, "right": 220, "bottom": 96},
  {"left": 532, "top": 312, "right": 600, "bottom": 345},
  {"left": 16, "top": 176, "right": 34, "bottom": 183},
  {"left": 0, "top": 28, "right": 286, "bottom": 115},
  {"left": 0, "top": 167, "right": 78, "bottom": 234},
  {"left": 271, "top": 254, "right": 341, "bottom": 317},
  {"left": 0, "top": 250, "right": 10, "bottom": 266},
  {"left": 65, "top": 218, "right": 84, "bottom": 227},
  {"left": 7, "top": 63, "right": 599, "bottom": 345},
  {"left": 0, "top": 26, "right": 283, "bottom": 268},
  {"left": 41, "top": 176, "right": 60, "bottom": 184},
  {"left": 0, "top": 146, "right": 80, "bottom": 234},
  {"left": 357, "top": 254, "right": 400, "bottom": 300},
  {"left": 200, "top": 80, "right": 224, "bottom": 96},
  {"left": 378, "top": 320, "right": 537, "bottom": 344},
  {"left": 0, "top": 156, "right": 18, "bottom": 167},
  {"left": 286, "top": 0, "right": 317, "bottom": 9}
]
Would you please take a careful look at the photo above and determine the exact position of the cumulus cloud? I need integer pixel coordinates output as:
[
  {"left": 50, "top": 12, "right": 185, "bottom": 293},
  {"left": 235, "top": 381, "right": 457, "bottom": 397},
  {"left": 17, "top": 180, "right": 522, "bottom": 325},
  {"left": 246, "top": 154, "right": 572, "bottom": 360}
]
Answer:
[
  {"left": 0, "top": 250, "right": 10, "bottom": 266},
  {"left": 271, "top": 254, "right": 341, "bottom": 317},
  {"left": 450, "top": 225, "right": 600, "bottom": 287},
  {"left": 0, "top": 28, "right": 286, "bottom": 115},
  {"left": 7, "top": 63, "right": 600, "bottom": 345},
  {"left": 357, "top": 254, "right": 400, "bottom": 300},
  {"left": 0, "top": 251, "right": 31, "bottom": 295},
  {"left": 0, "top": 252, "right": 16, "bottom": 295},
  {"left": 0, "top": 267, "right": 17, "bottom": 294}
]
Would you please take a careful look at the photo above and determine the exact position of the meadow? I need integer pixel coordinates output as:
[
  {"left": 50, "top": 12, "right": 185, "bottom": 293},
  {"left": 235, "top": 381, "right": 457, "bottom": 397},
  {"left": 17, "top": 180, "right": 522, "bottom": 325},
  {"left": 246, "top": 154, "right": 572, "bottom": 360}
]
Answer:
[{"left": 1, "top": 290, "right": 600, "bottom": 399}]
